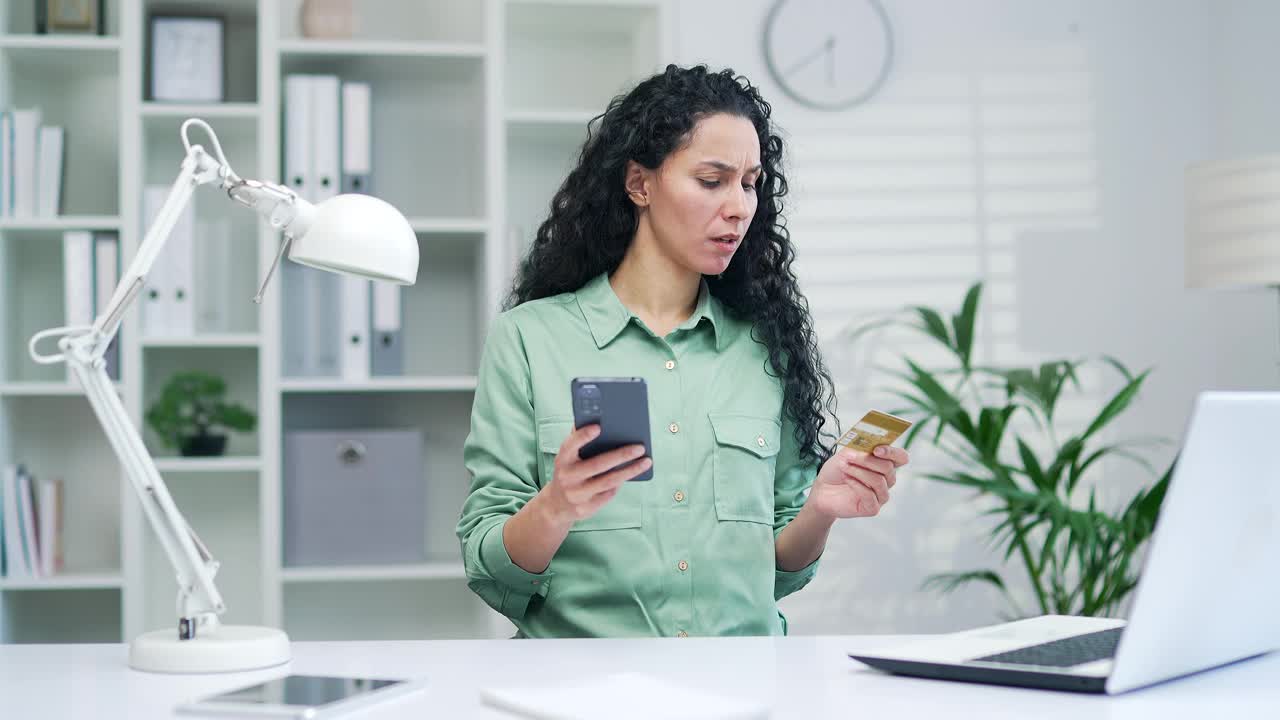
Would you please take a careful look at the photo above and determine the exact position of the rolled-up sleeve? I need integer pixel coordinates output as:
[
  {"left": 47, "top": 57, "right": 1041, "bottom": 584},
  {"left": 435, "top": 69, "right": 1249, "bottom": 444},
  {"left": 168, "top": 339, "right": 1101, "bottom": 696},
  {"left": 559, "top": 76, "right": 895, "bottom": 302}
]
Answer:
[
  {"left": 772, "top": 410, "right": 821, "bottom": 601},
  {"left": 456, "top": 312, "right": 552, "bottom": 621}
]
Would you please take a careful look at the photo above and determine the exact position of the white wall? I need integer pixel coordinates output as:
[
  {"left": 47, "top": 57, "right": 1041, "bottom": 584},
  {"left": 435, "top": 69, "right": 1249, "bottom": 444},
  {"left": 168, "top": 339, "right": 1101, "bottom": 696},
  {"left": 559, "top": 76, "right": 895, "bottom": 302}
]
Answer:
[
  {"left": 1212, "top": 0, "right": 1280, "bottom": 158},
  {"left": 672, "top": 0, "right": 1279, "bottom": 634}
]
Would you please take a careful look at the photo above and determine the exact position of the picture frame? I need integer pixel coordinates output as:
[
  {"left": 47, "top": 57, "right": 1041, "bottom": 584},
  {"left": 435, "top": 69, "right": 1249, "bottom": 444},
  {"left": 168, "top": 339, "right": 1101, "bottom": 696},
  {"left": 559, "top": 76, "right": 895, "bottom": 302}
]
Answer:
[
  {"left": 148, "top": 14, "right": 226, "bottom": 103},
  {"left": 37, "top": 0, "right": 106, "bottom": 35}
]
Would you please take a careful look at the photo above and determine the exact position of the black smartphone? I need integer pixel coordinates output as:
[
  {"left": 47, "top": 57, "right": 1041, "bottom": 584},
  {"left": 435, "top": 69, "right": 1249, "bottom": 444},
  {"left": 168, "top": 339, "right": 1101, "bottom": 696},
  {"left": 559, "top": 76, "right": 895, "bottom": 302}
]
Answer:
[{"left": 571, "top": 377, "right": 654, "bottom": 481}]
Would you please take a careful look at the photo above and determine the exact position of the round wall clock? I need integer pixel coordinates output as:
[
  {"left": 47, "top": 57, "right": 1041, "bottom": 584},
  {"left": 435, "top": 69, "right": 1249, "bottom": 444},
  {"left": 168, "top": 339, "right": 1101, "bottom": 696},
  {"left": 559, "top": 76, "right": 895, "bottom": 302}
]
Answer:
[{"left": 762, "top": 0, "right": 895, "bottom": 111}]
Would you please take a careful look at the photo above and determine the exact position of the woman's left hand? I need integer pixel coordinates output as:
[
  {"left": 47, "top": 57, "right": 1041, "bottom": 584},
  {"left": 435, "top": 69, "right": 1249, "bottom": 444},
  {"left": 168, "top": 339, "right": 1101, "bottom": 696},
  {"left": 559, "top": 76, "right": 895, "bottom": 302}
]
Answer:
[{"left": 806, "top": 445, "right": 910, "bottom": 520}]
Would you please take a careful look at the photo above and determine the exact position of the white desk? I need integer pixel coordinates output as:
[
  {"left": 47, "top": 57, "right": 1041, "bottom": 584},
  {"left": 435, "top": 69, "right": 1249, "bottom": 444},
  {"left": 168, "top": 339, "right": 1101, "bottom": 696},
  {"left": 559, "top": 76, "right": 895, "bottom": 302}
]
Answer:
[{"left": 1, "top": 635, "right": 1276, "bottom": 718}]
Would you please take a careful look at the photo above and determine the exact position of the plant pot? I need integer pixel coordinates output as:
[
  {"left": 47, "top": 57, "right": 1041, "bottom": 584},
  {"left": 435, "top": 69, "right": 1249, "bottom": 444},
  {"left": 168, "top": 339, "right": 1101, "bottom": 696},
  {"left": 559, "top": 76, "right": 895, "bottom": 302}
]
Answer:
[{"left": 179, "top": 433, "right": 228, "bottom": 457}]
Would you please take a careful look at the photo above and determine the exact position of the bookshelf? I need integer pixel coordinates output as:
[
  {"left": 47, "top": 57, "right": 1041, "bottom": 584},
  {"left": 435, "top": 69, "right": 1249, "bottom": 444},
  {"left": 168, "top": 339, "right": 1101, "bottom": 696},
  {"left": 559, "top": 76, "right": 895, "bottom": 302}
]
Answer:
[{"left": 0, "top": 0, "right": 669, "bottom": 645}]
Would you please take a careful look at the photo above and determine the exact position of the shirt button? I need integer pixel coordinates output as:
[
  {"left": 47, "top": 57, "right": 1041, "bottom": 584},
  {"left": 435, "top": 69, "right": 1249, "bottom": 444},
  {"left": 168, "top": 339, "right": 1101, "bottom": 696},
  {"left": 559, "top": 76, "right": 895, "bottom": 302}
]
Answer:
[
  {"left": 665, "top": 360, "right": 675, "bottom": 370},
  {"left": 531, "top": 580, "right": 540, "bottom": 585},
  {"left": 676, "top": 631, "right": 689, "bottom": 638},
  {"left": 678, "top": 560, "right": 689, "bottom": 572},
  {"left": 673, "top": 490, "right": 685, "bottom": 503},
  {"left": 669, "top": 422, "right": 679, "bottom": 434},
  {"left": 756, "top": 435, "right": 766, "bottom": 447}
]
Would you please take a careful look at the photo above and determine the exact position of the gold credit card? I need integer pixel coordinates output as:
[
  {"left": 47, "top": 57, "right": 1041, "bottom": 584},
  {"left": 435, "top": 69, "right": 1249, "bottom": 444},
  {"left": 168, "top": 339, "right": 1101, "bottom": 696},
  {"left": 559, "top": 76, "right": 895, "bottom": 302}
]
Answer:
[{"left": 837, "top": 410, "right": 913, "bottom": 453}]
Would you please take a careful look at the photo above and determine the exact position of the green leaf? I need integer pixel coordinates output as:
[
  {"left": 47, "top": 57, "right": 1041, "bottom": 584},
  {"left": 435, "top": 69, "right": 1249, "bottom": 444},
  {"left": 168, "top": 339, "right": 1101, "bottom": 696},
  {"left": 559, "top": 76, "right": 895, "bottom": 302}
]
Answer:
[
  {"left": 1042, "top": 360, "right": 1083, "bottom": 424},
  {"left": 952, "top": 283, "right": 982, "bottom": 371},
  {"left": 922, "top": 472, "right": 993, "bottom": 491},
  {"left": 921, "top": 569, "right": 1021, "bottom": 616},
  {"left": 1069, "top": 444, "right": 1158, "bottom": 494},
  {"left": 844, "top": 313, "right": 902, "bottom": 343},
  {"left": 901, "top": 419, "right": 930, "bottom": 450},
  {"left": 912, "top": 307, "right": 952, "bottom": 349},
  {"left": 1016, "top": 438, "right": 1049, "bottom": 491},
  {"left": 1045, "top": 436, "right": 1084, "bottom": 491},
  {"left": 1083, "top": 370, "right": 1150, "bottom": 440},
  {"left": 904, "top": 359, "right": 975, "bottom": 440},
  {"left": 1100, "top": 354, "right": 1136, "bottom": 383}
]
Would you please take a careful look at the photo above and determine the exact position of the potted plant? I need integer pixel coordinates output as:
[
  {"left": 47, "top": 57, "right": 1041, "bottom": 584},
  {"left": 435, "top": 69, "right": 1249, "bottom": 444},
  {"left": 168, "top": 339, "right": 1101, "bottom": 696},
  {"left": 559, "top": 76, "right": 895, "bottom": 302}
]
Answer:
[
  {"left": 146, "top": 371, "right": 257, "bottom": 457},
  {"left": 848, "top": 283, "right": 1174, "bottom": 618}
]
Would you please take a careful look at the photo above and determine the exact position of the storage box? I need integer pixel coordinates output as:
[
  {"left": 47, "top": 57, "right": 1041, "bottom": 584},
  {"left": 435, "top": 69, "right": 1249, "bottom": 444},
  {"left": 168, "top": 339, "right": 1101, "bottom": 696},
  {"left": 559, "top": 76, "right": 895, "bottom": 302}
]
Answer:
[{"left": 284, "top": 429, "right": 426, "bottom": 566}]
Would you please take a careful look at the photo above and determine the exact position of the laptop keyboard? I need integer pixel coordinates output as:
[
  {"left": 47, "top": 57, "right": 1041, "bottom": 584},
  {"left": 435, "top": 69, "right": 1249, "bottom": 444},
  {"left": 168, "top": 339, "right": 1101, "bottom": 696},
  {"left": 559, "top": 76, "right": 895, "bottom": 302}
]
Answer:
[{"left": 973, "top": 627, "right": 1124, "bottom": 668}]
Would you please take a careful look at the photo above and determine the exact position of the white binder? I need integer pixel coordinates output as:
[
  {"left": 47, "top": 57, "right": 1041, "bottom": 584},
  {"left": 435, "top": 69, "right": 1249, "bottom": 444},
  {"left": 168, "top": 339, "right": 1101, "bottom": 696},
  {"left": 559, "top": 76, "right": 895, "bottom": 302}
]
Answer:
[
  {"left": 339, "top": 276, "right": 371, "bottom": 381},
  {"left": 311, "top": 75, "right": 341, "bottom": 203},
  {"left": 370, "top": 281, "right": 404, "bottom": 376},
  {"left": 141, "top": 186, "right": 171, "bottom": 337},
  {"left": 141, "top": 184, "right": 195, "bottom": 337},
  {"left": 283, "top": 75, "right": 314, "bottom": 200},
  {"left": 168, "top": 200, "right": 196, "bottom": 337},
  {"left": 282, "top": 75, "right": 314, "bottom": 376},
  {"left": 309, "top": 75, "right": 343, "bottom": 376},
  {"left": 62, "top": 230, "right": 94, "bottom": 382},
  {"left": 341, "top": 81, "right": 372, "bottom": 194},
  {"left": 196, "top": 218, "right": 232, "bottom": 333},
  {"left": 93, "top": 232, "right": 121, "bottom": 380}
]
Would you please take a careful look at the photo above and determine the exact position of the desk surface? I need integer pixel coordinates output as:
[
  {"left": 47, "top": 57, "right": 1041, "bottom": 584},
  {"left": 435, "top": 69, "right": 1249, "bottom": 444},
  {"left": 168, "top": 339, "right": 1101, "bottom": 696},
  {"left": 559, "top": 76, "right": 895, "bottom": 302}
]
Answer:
[{"left": 1, "top": 635, "right": 1277, "bottom": 718}]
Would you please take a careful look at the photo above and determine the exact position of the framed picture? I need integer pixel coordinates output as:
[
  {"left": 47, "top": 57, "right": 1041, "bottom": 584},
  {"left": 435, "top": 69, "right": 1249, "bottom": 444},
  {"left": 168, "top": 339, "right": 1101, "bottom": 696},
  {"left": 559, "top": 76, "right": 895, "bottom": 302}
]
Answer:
[
  {"left": 38, "top": 0, "right": 106, "bottom": 35},
  {"left": 148, "top": 14, "right": 225, "bottom": 103}
]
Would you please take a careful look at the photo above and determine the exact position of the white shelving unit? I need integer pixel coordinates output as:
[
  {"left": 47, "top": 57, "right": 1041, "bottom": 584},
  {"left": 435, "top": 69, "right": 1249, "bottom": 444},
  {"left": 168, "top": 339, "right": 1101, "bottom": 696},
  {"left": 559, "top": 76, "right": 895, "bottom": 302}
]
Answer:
[{"left": 0, "top": 0, "right": 668, "bottom": 644}]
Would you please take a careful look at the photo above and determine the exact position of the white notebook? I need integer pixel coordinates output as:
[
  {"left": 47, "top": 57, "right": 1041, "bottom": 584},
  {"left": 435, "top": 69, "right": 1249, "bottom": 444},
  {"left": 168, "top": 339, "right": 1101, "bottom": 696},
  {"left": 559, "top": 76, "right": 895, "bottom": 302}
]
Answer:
[{"left": 479, "top": 672, "right": 769, "bottom": 720}]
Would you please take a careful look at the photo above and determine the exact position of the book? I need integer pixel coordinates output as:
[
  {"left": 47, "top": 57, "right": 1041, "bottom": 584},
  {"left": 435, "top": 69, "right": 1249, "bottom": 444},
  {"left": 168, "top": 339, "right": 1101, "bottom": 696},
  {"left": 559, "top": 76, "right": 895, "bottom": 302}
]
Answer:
[
  {"left": 37, "top": 126, "right": 64, "bottom": 217},
  {"left": 37, "top": 478, "right": 64, "bottom": 577},
  {"left": 16, "top": 466, "right": 40, "bottom": 577}
]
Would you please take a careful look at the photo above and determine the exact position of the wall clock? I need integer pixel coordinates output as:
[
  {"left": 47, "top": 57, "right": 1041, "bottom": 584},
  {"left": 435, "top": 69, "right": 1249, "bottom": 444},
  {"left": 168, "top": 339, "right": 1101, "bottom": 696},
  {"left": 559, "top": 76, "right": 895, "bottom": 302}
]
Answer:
[{"left": 762, "top": 0, "right": 895, "bottom": 111}]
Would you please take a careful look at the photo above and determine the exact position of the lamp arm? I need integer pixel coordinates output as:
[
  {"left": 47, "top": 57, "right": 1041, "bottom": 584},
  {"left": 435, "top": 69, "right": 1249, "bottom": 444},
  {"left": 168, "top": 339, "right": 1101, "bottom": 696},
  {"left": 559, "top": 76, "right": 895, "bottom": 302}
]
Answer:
[
  {"left": 28, "top": 144, "right": 229, "bottom": 639},
  {"left": 25, "top": 119, "right": 310, "bottom": 641}
]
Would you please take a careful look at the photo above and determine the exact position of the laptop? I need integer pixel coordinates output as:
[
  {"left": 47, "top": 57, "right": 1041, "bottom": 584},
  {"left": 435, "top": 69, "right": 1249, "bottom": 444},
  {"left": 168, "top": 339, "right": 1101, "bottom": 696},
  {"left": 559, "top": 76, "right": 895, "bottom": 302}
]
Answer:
[{"left": 850, "top": 391, "right": 1280, "bottom": 694}]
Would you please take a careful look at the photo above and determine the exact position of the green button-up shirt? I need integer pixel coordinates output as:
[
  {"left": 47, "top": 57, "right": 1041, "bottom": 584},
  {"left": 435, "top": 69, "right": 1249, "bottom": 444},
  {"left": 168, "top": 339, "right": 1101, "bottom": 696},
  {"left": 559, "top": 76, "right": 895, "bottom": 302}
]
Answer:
[{"left": 456, "top": 271, "right": 820, "bottom": 638}]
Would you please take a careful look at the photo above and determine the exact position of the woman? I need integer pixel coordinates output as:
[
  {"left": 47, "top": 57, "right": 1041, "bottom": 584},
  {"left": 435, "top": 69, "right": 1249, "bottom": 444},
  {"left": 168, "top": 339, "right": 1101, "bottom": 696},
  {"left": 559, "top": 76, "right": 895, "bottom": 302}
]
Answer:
[{"left": 457, "top": 64, "right": 909, "bottom": 638}]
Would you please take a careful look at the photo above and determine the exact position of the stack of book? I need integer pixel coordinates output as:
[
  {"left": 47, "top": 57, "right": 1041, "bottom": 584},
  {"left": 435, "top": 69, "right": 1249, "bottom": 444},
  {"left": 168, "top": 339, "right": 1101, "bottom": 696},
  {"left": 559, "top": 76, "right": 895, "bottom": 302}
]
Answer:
[
  {"left": 1, "top": 464, "right": 64, "bottom": 579},
  {"left": 1, "top": 108, "right": 64, "bottom": 218}
]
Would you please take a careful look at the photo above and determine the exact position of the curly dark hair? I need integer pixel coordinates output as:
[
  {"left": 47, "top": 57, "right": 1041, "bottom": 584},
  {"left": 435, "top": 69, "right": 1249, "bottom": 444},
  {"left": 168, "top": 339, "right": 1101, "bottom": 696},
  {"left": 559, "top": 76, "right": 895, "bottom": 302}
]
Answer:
[{"left": 505, "top": 64, "right": 837, "bottom": 466}]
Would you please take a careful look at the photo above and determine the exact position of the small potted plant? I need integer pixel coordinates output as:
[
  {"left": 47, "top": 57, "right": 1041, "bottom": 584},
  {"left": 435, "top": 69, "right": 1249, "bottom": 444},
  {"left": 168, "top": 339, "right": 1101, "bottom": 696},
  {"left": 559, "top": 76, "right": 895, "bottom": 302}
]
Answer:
[{"left": 146, "top": 371, "right": 257, "bottom": 457}]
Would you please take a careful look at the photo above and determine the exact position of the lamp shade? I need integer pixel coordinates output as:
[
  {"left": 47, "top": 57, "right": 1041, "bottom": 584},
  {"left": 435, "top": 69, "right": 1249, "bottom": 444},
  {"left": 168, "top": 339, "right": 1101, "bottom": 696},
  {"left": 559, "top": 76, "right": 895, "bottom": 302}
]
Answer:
[
  {"left": 1185, "top": 153, "right": 1280, "bottom": 289},
  {"left": 288, "top": 194, "right": 419, "bottom": 285}
]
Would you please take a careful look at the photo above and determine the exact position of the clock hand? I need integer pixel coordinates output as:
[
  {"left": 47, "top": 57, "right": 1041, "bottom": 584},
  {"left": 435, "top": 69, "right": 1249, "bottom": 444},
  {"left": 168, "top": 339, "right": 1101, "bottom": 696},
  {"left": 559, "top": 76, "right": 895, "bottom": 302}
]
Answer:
[
  {"left": 826, "top": 36, "right": 836, "bottom": 87},
  {"left": 784, "top": 35, "right": 836, "bottom": 79}
]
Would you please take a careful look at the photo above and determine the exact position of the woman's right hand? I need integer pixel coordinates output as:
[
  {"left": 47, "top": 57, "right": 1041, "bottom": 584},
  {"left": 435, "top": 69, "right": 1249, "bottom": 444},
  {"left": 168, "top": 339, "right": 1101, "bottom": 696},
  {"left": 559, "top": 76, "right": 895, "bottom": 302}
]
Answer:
[{"left": 543, "top": 424, "right": 651, "bottom": 525}]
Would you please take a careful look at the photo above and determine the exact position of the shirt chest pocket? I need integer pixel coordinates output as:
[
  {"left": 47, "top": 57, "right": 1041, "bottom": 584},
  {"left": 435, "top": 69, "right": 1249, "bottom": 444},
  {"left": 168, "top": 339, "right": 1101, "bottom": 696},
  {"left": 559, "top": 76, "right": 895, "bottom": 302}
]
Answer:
[
  {"left": 536, "top": 418, "right": 643, "bottom": 532},
  {"left": 709, "top": 414, "right": 780, "bottom": 525}
]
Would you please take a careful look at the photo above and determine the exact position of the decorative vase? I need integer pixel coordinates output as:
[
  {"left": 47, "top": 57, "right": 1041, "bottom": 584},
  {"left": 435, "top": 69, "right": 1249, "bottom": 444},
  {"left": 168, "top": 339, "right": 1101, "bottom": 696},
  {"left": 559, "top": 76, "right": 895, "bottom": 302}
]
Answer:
[
  {"left": 179, "top": 433, "right": 228, "bottom": 457},
  {"left": 300, "top": 0, "right": 356, "bottom": 39}
]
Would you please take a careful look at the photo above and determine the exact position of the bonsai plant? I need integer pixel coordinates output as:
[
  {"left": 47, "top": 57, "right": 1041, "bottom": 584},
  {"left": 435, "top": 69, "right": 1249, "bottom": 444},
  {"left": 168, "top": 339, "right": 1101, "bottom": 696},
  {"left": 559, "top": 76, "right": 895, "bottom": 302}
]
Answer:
[
  {"left": 146, "top": 371, "right": 257, "bottom": 457},
  {"left": 848, "top": 283, "right": 1174, "bottom": 618}
]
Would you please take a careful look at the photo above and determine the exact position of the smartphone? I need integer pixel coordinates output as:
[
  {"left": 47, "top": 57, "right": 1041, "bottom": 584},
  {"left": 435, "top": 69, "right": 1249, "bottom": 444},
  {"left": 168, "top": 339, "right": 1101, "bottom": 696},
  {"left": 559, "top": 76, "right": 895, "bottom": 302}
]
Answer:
[
  {"left": 175, "top": 674, "right": 428, "bottom": 718},
  {"left": 571, "top": 377, "right": 654, "bottom": 481}
]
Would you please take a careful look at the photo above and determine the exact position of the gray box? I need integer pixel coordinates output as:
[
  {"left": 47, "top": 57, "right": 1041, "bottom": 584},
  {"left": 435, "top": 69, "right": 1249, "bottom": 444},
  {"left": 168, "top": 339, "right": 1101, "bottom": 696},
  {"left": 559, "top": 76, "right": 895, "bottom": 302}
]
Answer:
[{"left": 284, "top": 429, "right": 426, "bottom": 567}]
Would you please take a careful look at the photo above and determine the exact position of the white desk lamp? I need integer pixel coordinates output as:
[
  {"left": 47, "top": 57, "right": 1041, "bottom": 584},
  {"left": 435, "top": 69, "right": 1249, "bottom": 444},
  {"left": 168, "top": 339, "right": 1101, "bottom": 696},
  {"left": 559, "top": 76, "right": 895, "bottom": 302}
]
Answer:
[
  {"left": 26, "top": 119, "right": 419, "bottom": 673},
  {"left": 1185, "top": 153, "right": 1280, "bottom": 369}
]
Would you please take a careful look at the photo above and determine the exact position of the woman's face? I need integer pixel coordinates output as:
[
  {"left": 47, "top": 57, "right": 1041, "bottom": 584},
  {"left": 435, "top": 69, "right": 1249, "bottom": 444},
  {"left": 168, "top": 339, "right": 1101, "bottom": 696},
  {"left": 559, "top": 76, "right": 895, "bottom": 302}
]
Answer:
[{"left": 630, "top": 113, "right": 762, "bottom": 276}]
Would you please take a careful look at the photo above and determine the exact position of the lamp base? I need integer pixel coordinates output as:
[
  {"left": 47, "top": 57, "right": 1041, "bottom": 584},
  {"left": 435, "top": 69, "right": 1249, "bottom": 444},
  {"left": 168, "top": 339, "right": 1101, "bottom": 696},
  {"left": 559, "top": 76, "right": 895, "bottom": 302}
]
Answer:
[{"left": 129, "top": 624, "right": 291, "bottom": 673}]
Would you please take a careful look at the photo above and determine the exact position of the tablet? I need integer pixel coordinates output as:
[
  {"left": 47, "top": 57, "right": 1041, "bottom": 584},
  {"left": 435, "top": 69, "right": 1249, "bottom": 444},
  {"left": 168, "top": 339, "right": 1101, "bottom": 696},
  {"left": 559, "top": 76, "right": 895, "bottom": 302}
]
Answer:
[{"left": 175, "top": 674, "right": 428, "bottom": 718}]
